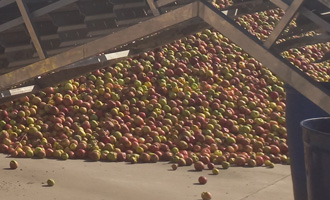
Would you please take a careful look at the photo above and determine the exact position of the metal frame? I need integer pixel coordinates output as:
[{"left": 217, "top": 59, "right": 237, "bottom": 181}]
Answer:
[
  {"left": 229, "top": 0, "right": 276, "bottom": 17},
  {"left": 34, "top": 50, "right": 130, "bottom": 88},
  {"left": 0, "top": 0, "right": 78, "bottom": 33},
  {"left": 126, "top": 19, "right": 209, "bottom": 53},
  {"left": 269, "top": 0, "right": 289, "bottom": 10},
  {"left": 147, "top": 0, "right": 161, "bottom": 16},
  {"left": 16, "top": 0, "right": 47, "bottom": 59},
  {"left": 270, "top": 0, "right": 330, "bottom": 34},
  {"left": 300, "top": 7, "right": 330, "bottom": 33},
  {"left": 0, "top": 0, "right": 15, "bottom": 8},
  {"left": 263, "top": 0, "right": 304, "bottom": 49},
  {"left": 0, "top": 85, "right": 40, "bottom": 103},
  {"left": 0, "top": 1, "right": 199, "bottom": 90},
  {"left": 113, "top": 1, "right": 147, "bottom": 10},
  {"left": 0, "top": 0, "right": 329, "bottom": 114},
  {"left": 0, "top": 50, "right": 129, "bottom": 103},
  {"left": 319, "top": 0, "right": 330, "bottom": 8},
  {"left": 273, "top": 34, "right": 330, "bottom": 52},
  {"left": 155, "top": 0, "right": 177, "bottom": 7},
  {"left": 198, "top": 0, "right": 330, "bottom": 113},
  {"left": 0, "top": 18, "right": 206, "bottom": 101},
  {"left": 286, "top": 22, "right": 320, "bottom": 37}
]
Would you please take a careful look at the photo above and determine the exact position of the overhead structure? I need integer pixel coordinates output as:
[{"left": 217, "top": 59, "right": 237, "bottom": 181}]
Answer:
[{"left": 0, "top": 0, "right": 329, "bottom": 113}]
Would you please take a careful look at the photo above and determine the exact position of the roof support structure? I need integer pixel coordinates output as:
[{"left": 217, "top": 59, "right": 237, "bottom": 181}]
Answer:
[
  {"left": 0, "top": 85, "right": 40, "bottom": 103},
  {"left": 198, "top": 0, "right": 330, "bottom": 113},
  {"left": 320, "top": 0, "right": 330, "bottom": 8},
  {"left": 0, "top": 0, "right": 15, "bottom": 8},
  {"left": 270, "top": 0, "right": 330, "bottom": 33},
  {"left": 273, "top": 34, "right": 330, "bottom": 52},
  {"left": 0, "top": 50, "right": 130, "bottom": 103},
  {"left": 0, "top": 1, "right": 199, "bottom": 90},
  {"left": 0, "top": 0, "right": 329, "bottom": 114},
  {"left": 270, "top": 0, "right": 289, "bottom": 9},
  {"left": 263, "top": 0, "right": 304, "bottom": 49},
  {"left": 16, "top": 0, "right": 47, "bottom": 59},
  {"left": 0, "top": 18, "right": 210, "bottom": 102},
  {"left": 155, "top": 0, "right": 177, "bottom": 8},
  {"left": 147, "top": 0, "right": 161, "bottom": 16},
  {"left": 0, "top": 0, "right": 78, "bottom": 33},
  {"left": 300, "top": 7, "right": 330, "bottom": 33},
  {"left": 126, "top": 19, "right": 209, "bottom": 53},
  {"left": 34, "top": 50, "right": 130, "bottom": 88}
]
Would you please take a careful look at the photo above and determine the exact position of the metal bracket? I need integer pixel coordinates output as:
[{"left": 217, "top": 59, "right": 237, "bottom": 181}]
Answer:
[{"left": 0, "top": 85, "right": 40, "bottom": 104}]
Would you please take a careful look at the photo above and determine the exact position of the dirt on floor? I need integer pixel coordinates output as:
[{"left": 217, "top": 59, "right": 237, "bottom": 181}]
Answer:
[{"left": 0, "top": 154, "right": 293, "bottom": 200}]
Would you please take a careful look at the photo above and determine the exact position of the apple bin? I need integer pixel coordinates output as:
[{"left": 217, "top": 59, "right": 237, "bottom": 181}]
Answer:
[
  {"left": 285, "top": 84, "right": 329, "bottom": 200},
  {"left": 301, "top": 117, "right": 330, "bottom": 200}
]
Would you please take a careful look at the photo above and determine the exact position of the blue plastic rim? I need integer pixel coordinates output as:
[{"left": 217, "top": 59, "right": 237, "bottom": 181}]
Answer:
[
  {"left": 301, "top": 117, "right": 330, "bottom": 200},
  {"left": 301, "top": 117, "right": 330, "bottom": 135}
]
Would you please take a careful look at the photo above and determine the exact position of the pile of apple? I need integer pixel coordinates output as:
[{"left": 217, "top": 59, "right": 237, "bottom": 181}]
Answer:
[
  {"left": 282, "top": 43, "right": 330, "bottom": 81},
  {"left": 0, "top": 5, "right": 328, "bottom": 168},
  {"left": 235, "top": 8, "right": 330, "bottom": 81},
  {"left": 211, "top": 0, "right": 234, "bottom": 10},
  {"left": 236, "top": 8, "right": 286, "bottom": 41},
  {"left": 0, "top": 26, "right": 292, "bottom": 168}
]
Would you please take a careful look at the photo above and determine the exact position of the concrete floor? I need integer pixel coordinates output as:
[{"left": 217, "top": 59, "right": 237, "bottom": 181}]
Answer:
[{"left": 0, "top": 154, "right": 293, "bottom": 200}]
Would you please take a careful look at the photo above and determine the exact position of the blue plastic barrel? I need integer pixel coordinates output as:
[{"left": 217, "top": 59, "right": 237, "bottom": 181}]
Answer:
[
  {"left": 285, "top": 84, "right": 329, "bottom": 200},
  {"left": 301, "top": 117, "right": 330, "bottom": 200}
]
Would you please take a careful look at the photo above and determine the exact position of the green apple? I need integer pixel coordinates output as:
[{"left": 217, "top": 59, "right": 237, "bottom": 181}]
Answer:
[{"left": 47, "top": 179, "right": 55, "bottom": 186}]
